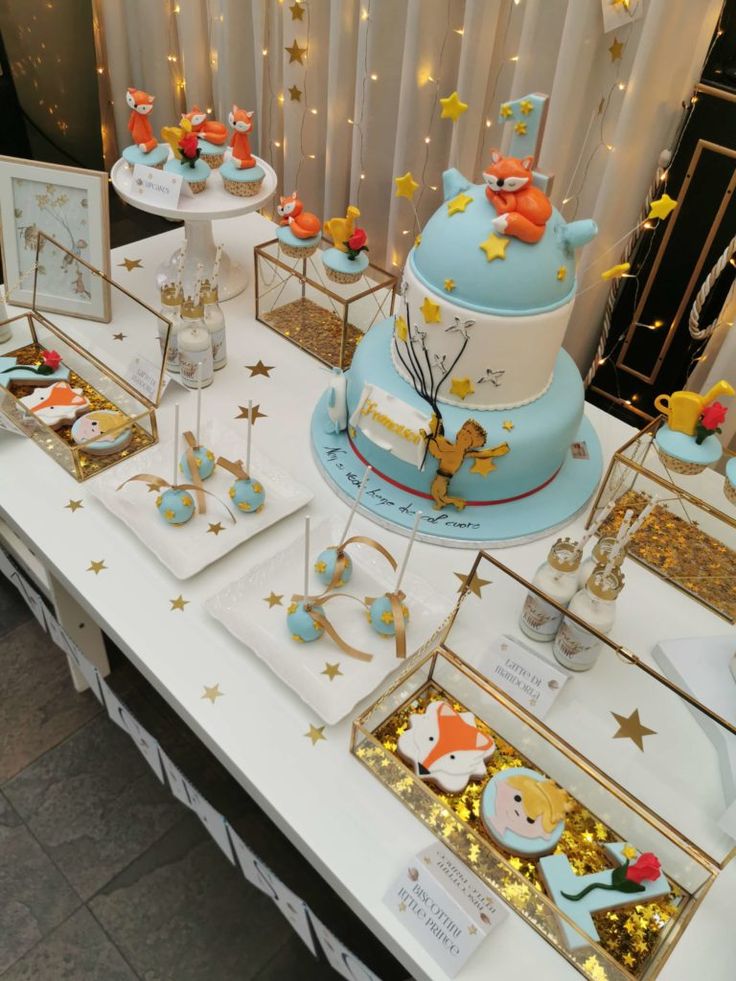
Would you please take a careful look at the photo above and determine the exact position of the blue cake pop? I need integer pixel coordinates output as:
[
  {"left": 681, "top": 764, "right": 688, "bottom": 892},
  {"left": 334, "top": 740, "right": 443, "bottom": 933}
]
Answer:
[
  {"left": 229, "top": 477, "right": 265, "bottom": 514},
  {"left": 367, "top": 593, "right": 410, "bottom": 636},
  {"left": 179, "top": 444, "right": 216, "bottom": 482},
  {"left": 314, "top": 547, "right": 353, "bottom": 588},
  {"left": 286, "top": 599, "right": 325, "bottom": 643},
  {"left": 156, "top": 487, "right": 195, "bottom": 526}
]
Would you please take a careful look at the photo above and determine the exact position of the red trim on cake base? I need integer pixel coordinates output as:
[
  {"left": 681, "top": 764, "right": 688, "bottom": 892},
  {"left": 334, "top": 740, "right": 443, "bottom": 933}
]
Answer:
[{"left": 347, "top": 434, "right": 562, "bottom": 506}]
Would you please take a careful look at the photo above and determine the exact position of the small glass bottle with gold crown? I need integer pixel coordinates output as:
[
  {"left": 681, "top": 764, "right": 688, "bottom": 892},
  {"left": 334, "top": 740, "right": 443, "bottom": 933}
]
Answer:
[
  {"left": 553, "top": 563, "right": 625, "bottom": 672},
  {"left": 201, "top": 278, "right": 226, "bottom": 371},
  {"left": 158, "top": 280, "right": 184, "bottom": 374},
  {"left": 519, "top": 538, "right": 581, "bottom": 642},
  {"left": 178, "top": 272, "right": 213, "bottom": 390}
]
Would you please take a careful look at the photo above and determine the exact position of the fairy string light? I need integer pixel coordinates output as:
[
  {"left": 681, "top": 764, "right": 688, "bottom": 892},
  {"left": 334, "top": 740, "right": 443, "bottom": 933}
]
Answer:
[
  {"left": 352, "top": 0, "right": 373, "bottom": 209},
  {"left": 168, "top": 1, "right": 186, "bottom": 113},
  {"left": 478, "top": 0, "right": 518, "bottom": 164},
  {"left": 293, "top": 0, "right": 313, "bottom": 190},
  {"left": 415, "top": 3, "right": 454, "bottom": 216}
]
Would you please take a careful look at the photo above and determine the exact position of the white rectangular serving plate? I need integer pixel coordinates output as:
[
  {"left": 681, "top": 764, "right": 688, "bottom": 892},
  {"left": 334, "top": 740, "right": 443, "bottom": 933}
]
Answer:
[
  {"left": 205, "top": 517, "right": 452, "bottom": 725},
  {"left": 91, "top": 423, "right": 312, "bottom": 579}
]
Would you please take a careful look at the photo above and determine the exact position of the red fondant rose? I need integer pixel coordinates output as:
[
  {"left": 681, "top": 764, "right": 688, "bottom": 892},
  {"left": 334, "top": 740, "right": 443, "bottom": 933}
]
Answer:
[
  {"left": 179, "top": 133, "right": 199, "bottom": 159},
  {"left": 625, "top": 852, "right": 661, "bottom": 885},
  {"left": 700, "top": 401, "right": 728, "bottom": 431},
  {"left": 41, "top": 350, "right": 62, "bottom": 370},
  {"left": 348, "top": 228, "right": 367, "bottom": 250}
]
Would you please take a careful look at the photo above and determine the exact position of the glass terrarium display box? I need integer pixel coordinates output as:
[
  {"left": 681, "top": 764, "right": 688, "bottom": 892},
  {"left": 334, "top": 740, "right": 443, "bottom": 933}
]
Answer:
[
  {"left": 0, "top": 233, "right": 170, "bottom": 480},
  {"left": 352, "top": 551, "right": 735, "bottom": 981}
]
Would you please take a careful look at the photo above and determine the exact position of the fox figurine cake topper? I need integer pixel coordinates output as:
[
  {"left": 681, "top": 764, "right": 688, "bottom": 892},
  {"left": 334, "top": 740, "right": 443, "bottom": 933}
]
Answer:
[
  {"left": 483, "top": 152, "right": 552, "bottom": 245},
  {"left": 126, "top": 88, "right": 157, "bottom": 152},
  {"left": 228, "top": 105, "right": 256, "bottom": 169}
]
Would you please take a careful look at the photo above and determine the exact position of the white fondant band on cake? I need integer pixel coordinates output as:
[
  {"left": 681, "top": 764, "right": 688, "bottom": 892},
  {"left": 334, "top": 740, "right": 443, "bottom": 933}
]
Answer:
[
  {"left": 396, "top": 259, "right": 574, "bottom": 411},
  {"left": 349, "top": 382, "right": 432, "bottom": 467}
]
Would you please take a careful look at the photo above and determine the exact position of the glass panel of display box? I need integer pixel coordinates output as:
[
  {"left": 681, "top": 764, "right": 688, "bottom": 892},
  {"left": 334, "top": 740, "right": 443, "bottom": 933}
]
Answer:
[
  {"left": 352, "top": 551, "right": 735, "bottom": 981},
  {"left": 254, "top": 237, "right": 396, "bottom": 369},
  {"left": 587, "top": 418, "right": 736, "bottom": 622},
  {"left": 0, "top": 233, "right": 171, "bottom": 481}
]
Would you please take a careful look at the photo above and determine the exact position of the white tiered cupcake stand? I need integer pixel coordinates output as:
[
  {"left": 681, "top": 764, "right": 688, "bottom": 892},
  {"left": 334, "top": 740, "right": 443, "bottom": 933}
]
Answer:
[{"left": 110, "top": 153, "right": 277, "bottom": 300}]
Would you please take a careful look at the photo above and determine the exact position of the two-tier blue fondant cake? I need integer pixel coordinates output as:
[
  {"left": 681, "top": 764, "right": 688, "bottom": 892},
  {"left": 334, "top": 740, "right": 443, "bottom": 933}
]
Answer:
[{"left": 311, "top": 92, "right": 604, "bottom": 546}]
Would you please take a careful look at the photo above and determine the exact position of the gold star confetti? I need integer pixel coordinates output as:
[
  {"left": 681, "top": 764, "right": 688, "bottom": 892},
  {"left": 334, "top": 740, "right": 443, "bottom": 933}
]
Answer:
[
  {"left": 454, "top": 571, "right": 491, "bottom": 598},
  {"left": 394, "top": 171, "right": 419, "bottom": 200},
  {"left": 289, "top": 1, "right": 304, "bottom": 19},
  {"left": 647, "top": 194, "right": 677, "bottom": 221},
  {"left": 112, "top": 332, "right": 126, "bottom": 341},
  {"left": 449, "top": 376, "right": 474, "bottom": 400},
  {"left": 398, "top": 901, "right": 407, "bottom": 912},
  {"left": 321, "top": 662, "right": 343, "bottom": 681},
  {"left": 118, "top": 258, "right": 142, "bottom": 271},
  {"left": 479, "top": 233, "right": 509, "bottom": 262},
  {"left": 420, "top": 296, "right": 441, "bottom": 323},
  {"left": 264, "top": 592, "right": 283, "bottom": 608},
  {"left": 439, "top": 90, "right": 468, "bottom": 122},
  {"left": 502, "top": 420, "right": 514, "bottom": 431},
  {"left": 468, "top": 924, "right": 477, "bottom": 935},
  {"left": 207, "top": 522, "right": 225, "bottom": 536},
  {"left": 623, "top": 953, "right": 636, "bottom": 968},
  {"left": 514, "top": 121, "right": 527, "bottom": 136},
  {"left": 305, "top": 723, "right": 326, "bottom": 745},
  {"left": 500, "top": 103, "right": 514, "bottom": 119},
  {"left": 394, "top": 315, "right": 408, "bottom": 342},
  {"left": 288, "top": 84, "right": 302, "bottom": 102},
  {"left": 443, "top": 278, "right": 455, "bottom": 292},
  {"left": 65, "top": 499, "right": 83, "bottom": 512},
  {"left": 245, "top": 360, "right": 274, "bottom": 377},
  {"left": 519, "top": 99, "right": 534, "bottom": 115},
  {"left": 447, "top": 192, "right": 473, "bottom": 216},
  {"left": 414, "top": 233, "right": 422, "bottom": 247},
  {"left": 609, "top": 37, "right": 624, "bottom": 61},
  {"left": 285, "top": 39, "right": 307, "bottom": 64},
  {"left": 236, "top": 404, "right": 267, "bottom": 423},
  {"left": 556, "top": 266, "right": 567, "bottom": 281},
  {"left": 611, "top": 708, "right": 656, "bottom": 751},
  {"left": 170, "top": 595, "right": 189, "bottom": 612},
  {"left": 201, "top": 683, "right": 223, "bottom": 704},
  {"left": 601, "top": 262, "right": 631, "bottom": 281},
  {"left": 469, "top": 456, "right": 497, "bottom": 476},
  {"left": 87, "top": 559, "right": 107, "bottom": 575}
]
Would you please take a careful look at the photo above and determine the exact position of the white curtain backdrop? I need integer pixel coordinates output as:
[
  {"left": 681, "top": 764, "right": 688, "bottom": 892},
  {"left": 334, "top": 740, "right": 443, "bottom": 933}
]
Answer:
[{"left": 96, "top": 0, "right": 722, "bottom": 373}]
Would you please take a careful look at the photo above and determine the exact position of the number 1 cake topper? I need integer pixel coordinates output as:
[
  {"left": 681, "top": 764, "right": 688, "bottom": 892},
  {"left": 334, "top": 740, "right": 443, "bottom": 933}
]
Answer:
[{"left": 497, "top": 92, "right": 552, "bottom": 193}]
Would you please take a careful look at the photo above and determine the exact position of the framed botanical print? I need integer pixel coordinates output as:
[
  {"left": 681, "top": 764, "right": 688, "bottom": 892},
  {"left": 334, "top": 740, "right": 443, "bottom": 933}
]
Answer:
[{"left": 0, "top": 156, "right": 111, "bottom": 322}]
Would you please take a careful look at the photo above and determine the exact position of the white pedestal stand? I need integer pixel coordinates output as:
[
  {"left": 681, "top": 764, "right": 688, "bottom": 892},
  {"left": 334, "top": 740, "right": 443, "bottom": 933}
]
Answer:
[{"left": 110, "top": 154, "right": 277, "bottom": 300}]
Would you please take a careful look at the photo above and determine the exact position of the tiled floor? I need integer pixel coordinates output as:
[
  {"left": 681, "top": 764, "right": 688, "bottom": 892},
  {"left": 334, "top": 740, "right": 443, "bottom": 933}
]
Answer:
[{"left": 0, "top": 573, "right": 407, "bottom": 980}]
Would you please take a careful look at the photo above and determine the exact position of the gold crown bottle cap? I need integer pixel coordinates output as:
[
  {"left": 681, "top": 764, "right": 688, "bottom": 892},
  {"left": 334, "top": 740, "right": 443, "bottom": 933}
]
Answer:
[
  {"left": 586, "top": 563, "right": 625, "bottom": 600},
  {"left": 591, "top": 535, "right": 625, "bottom": 566},
  {"left": 200, "top": 278, "right": 219, "bottom": 305},
  {"left": 160, "top": 282, "right": 182, "bottom": 306},
  {"left": 180, "top": 295, "right": 204, "bottom": 319},
  {"left": 548, "top": 537, "right": 581, "bottom": 572}
]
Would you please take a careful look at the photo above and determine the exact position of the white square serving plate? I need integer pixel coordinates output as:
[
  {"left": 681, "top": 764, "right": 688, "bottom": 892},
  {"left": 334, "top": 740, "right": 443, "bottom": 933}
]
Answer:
[
  {"left": 205, "top": 517, "right": 453, "bottom": 724},
  {"left": 91, "top": 423, "right": 312, "bottom": 579}
]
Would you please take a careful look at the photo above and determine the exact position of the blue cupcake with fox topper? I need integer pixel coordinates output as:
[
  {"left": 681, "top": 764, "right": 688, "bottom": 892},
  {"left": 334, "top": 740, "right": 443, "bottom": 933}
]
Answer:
[{"left": 323, "top": 206, "right": 369, "bottom": 284}]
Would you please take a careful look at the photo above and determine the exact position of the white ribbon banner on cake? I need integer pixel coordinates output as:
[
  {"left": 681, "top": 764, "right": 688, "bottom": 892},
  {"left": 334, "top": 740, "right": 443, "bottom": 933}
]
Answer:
[{"left": 350, "top": 383, "right": 432, "bottom": 468}]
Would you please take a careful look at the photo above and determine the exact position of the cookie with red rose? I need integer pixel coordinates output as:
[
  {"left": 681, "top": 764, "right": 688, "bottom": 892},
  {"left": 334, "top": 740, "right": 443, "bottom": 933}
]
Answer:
[{"left": 0, "top": 349, "right": 70, "bottom": 390}]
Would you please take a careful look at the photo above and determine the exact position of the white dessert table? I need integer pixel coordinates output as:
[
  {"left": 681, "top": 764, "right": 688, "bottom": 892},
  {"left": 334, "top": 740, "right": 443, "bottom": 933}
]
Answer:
[{"left": 0, "top": 211, "right": 734, "bottom": 981}]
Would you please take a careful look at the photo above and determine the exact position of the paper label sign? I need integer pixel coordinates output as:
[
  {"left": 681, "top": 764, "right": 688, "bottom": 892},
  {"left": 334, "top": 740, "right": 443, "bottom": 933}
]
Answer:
[
  {"left": 124, "top": 355, "right": 167, "bottom": 404},
  {"left": 385, "top": 842, "right": 506, "bottom": 976},
  {"left": 480, "top": 634, "right": 567, "bottom": 719},
  {"left": 131, "top": 162, "right": 182, "bottom": 208}
]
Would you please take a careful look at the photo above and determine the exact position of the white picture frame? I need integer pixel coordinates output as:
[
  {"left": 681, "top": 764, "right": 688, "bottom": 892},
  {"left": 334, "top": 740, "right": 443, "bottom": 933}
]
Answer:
[{"left": 0, "top": 155, "right": 111, "bottom": 322}]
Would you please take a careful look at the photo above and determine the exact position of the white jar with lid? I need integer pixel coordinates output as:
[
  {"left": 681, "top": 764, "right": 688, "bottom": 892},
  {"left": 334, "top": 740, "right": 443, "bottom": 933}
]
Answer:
[
  {"left": 553, "top": 565, "right": 624, "bottom": 671},
  {"left": 158, "top": 283, "right": 184, "bottom": 373},
  {"left": 519, "top": 538, "right": 581, "bottom": 642},
  {"left": 201, "top": 280, "right": 227, "bottom": 370},
  {"left": 178, "top": 296, "right": 213, "bottom": 389}
]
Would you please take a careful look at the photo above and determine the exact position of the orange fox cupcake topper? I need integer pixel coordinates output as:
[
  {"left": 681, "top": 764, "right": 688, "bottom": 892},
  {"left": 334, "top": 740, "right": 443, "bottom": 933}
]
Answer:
[
  {"left": 126, "top": 88, "right": 157, "bottom": 152},
  {"left": 277, "top": 192, "right": 321, "bottom": 240},
  {"left": 183, "top": 106, "right": 228, "bottom": 146},
  {"left": 228, "top": 105, "right": 256, "bottom": 169},
  {"left": 483, "top": 151, "right": 552, "bottom": 245}
]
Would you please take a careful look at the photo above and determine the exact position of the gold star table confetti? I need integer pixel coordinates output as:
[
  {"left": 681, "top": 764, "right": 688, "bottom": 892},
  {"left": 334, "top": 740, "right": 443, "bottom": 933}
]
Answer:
[
  {"left": 207, "top": 522, "right": 225, "bottom": 536},
  {"left": 321, "top": 662, "right": 343, "bottom": 681},
  {"left": 112, "top": 332, "right": 126, "bottom": 341},
  {"left": 170, "top": 595, "right": 189, "bottom": 612},
  {"left": 611, "top": 708, "right": 656, "bottom": 751},
  {"left": 236, "top": 404, "right": 267, "bottom": 424},
  {"left": 647, "top": 194, "right": 677, "bottom": 221},
  {"left": 447, "top": 192, "right": 473, "bottom": 216},
  {"left": 609, "top": 37, "right": 624, "bottom": 61},
  {"left": 601, "top": 262, "right": 631, "bottom": 281},
  {"left": 305, "top": 723, "right": 326, "bottom": 745},
  {"left": 453, "top": 571, "right": 491, "bottom": 598},
  {"left": 264, "top": 592, "right": 283, "bottom": 608},
  {"left": 285, "top": 39, "right": 307, "bottom": 64},
  {"left": 502, "top": 420, "right": 514, "bottom": 431},
  {"left": 420, "top": 296, "right": 441, "bottom": 323},
  {"left": 201, "top": 683, "right": 224, "bottom": 704},
  {"left": 394, "top": 171, "right": 419, "bottom": 200},
  {"left": 245, "top": 360, "right": 274, "bottom": 377},
  {"left": 65, "top": 499, "right": 83, "bottom": 513},
  {"left": 117, "top": 258, "right": 142, "bottom": 271},
  {"left": 289, "top": 1, "right": 304, "bottom": 19},
  {"left": 443, "top": 279, "right": 455, "bottom": 292},
  {"left": 439, "top": 90, "right": 468, "bottom": 122},
  {"left": 450, "top": 376, "right": 474, "bottom": 400},
  {"left": 288, "top": 84, "right": 302, "bottom": 102},
  {"left": 87, "top": 559, "right": 107, "bottom": 575},
  {"left": 479, "top": 233, "right": 509, "bottom": 262}
]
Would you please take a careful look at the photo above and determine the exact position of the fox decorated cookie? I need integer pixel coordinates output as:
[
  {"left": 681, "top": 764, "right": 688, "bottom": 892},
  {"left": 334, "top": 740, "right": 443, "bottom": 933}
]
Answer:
[
  {"left": 481, "top": 766, "right": 569, "bottom": 856},
  {"left": 397, "top": 700, "right": 495, "bottom": 793},
  {"left": 19, "top": 382, "right": 90, "bottom": 429}
]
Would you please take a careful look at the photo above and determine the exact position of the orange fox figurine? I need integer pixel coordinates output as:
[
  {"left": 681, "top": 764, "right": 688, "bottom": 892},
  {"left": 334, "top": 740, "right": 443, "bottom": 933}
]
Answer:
[
  {"left": 276, "top": 192, "right": 321, "bottom": 240},
  {"left": 126, "top": 88, "right": 157, "bottom": 153},
  {"left": 228, "top": 105, "right": 256, "bottom": 169},
  {"left": 182, "top": 106, "right": 228, "bottom": 146},
  {"left": 483, "top": 151, "right": 552, "bottom": 245}
]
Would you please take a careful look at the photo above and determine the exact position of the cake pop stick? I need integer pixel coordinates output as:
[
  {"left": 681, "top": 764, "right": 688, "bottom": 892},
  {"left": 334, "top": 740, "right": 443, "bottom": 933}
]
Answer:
[
  {"left": 367, "top": 511, "right": 421, "bottom": 646},
  {"left": 395, "top": 510, "right": 423, "bottom": 593},
  {"left": 303, "top": 514, "right": 311, "bottom": 599},
  {"left": 246, "top": 399, "right": 253, "bottom": 474},
  {"left": 172, "top": 404, "right": 180, "bottom": 487},
  {"left": 221, "top": 400, "right": 266, "bottom": 515},
  {"left": 340, "top": 466, "right": 371, "bottom": 544},
  {"left": 576, "top": 500, "right": 615, "bottom": 554},
  {"left": 153, "top": 403, "right": 196, "bottom": 526},
  {"left": 287, "top": 515, "right": 326, "bottom": 643},
  {"left": 179, "top": 363, "right": 216, "bottom": 483},
  {"left": 196, "top": 363, "right": 203, "bottom": 446}
]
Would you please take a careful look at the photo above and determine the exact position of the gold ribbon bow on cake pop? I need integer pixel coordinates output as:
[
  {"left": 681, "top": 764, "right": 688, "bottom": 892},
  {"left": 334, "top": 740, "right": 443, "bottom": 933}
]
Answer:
[
  {"left": 216, "top": 455, "right": 250, "bottom": 481},
  {"left": 364, "top": 590, "right": 409, "bottom": 660},
  {"left": 322, "top": 536, "right": 398, "bottom": 590},
  {"left": 290, "top": 591, "right": 375, "bottom": 662}
]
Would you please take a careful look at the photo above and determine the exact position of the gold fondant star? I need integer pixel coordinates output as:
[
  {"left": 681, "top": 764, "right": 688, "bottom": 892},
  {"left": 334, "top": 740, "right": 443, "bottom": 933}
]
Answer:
[
  {"left": 170, "top": 595, "right": 189, "bottom": 612},
  {"left": 468, "top": 924, "right": 478, "bottom": 935},
  {"left": 556, "top": 266, "right": 567, "bottom": 281},
  {"left": 305, "top": 723, "right": 326, "bottom": 745},
  {"left": 502, "top": 420, "right": 514, "bottom": 431},
  {"left": 611, "top": 708, "right": 656, "bottom": 751},
  {"left": 289, "top": 1, "right": 304, "bottom": 20},
  {"left": 65, "top": 499, "right": 83, "bottom": 512},
  {"left": 288, "top": 84, "right": 302, "bottom": 102},
  {"left": 87, "top": 560, "right": 107, "bottom": 575},
  {"left": 601, "top": 262, "right": 630, "bottom": 281},
  {"left": 609, "top": 37, "right": 624, "bottom": 61},
  {"left": 207, "top": 522, "right": 225, "bottom": 536},
  {"left": 394, "top": 171, "right": 419, "bottom": 200},
  {"left": 201, "top": 683, "right": 223, "bottom": 704},
  {"left": 514, "top": 121, "right": 527, "bottom": 136},
  {"left": 447, "top": 192, "right": 473, "bottom": 216},
  {"left": 443, "top": 278, "right": 455, "bottom": 292},
  {"left": 519, "top": 99, "right": 534, "bottom": 116},
  {"left": 314, "top": 560, "right": 327, "bottom": 573},
  {"left": 470, "top": 456, "right": 499, "bottom": 476},
  {"left": 236, "top": 404, "right": 267, "bottom": 423},
  {"left": 479, "top": 233, "right": 509, "bottom": 262},
  {"left": 420, "top": 296, "right": 441, "bottom": 323},
  {"left": 394, "top": 315, "right": 408, "bottom": 342},
  {"left": 449, "top": 376, "right": 474, "bottom": 400},
  {"left": 118, "top": 258, "right": 142, "bottom": 271},
  {"left": 439, "top": 90, "right": 468, "bottom": 122},
  {"left": 245, "top": 360, "right": 275, "bottom": 377},
  {"left": 454, "top": 571, "right": 491, "bottom": 598},
  {"left": 264, "top": 591, "right": 283, "bottom": 608},
  {"left": 112, "top": 332, "right": 126, "bottom": 341},
  {"left": 414, "top": 233, "right": 422, "bottom": 247},
  {"left": 321, "top": 662, "right": 343, "bottom": 681},
  {"left": 398, "top": 901, "right": 407, "bottom": 912},
  {"left": 500, "top": 103, "right": 514, "bottom": 119},
  {"left": 380, "top": 610, "right": 394, "bottom": 624},
  {"left": 285, "top": 39, "right": 307, "bottom": 64},
  {"left": 647, "top": 194, "right": 677, "bottom": 221}
]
